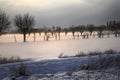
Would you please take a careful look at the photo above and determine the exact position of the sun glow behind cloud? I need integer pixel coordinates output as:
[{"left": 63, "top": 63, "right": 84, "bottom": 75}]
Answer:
[{"left": 4, "top": 0, "right": 86, "bottom": 7}]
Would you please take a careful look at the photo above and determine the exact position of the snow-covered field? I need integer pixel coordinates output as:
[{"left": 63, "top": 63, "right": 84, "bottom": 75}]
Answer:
[
  {"left": 0, "top": 34, "right": 120, "bottom": 59},
  {"left": 0, "top": 34, "right": 120, "bottom": 80},
  {"left": 0, "top": 53, "right": 120, "bottom": 80}
]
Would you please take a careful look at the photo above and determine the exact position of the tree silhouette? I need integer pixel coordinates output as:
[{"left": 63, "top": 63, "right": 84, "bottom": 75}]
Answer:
[
  {"left": 63, "top": 28, "right": 69, "bottom": 36},
  {"left": 107, "top": 20, "right": 120, "bottom": 37},
  {"left": 70, "top": 25, "right": 76, "bottom": 38},
  {"left": 43, "top": 26, "right": 49, "bottom": 41},
  {"left": 31, "top": 28, "right": 39, "bottom": 42},
  {"left": 87, "top": 24, "right": 95, "bottom": 36},
  {"left": 56, "top": 26, "right": 61, "bottom": 40},
  {"left": 78, "top": 25, "right": 85, "bottom": 35},
  {"left": 51, "top": 26, "right": 55, "bottom": 36},
  {"left": 0, "top": 10, "right": 10, "bottom": 35},
  {"left": 14, "top": 13, "right": 35, "bottom": 42},
  {"left": 38, "top": 28, "right": 43, "bottom": 36},
  {"left": 97, "top": 25, "right": 105, "bottom": 38}
]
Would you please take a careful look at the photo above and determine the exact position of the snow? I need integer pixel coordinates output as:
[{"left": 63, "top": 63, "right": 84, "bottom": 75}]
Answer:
[
  {"left": 0, "top": 34, "right": 120, "bottom": 59},
  {"left": 1, "top": 53, "right": 120, "bottom": 80},
  {"left": 0, "top": 56, "right": 90, "bottom": 80},
  {"left": 0, "top": 34, "right": 120, "bottom": 80}
]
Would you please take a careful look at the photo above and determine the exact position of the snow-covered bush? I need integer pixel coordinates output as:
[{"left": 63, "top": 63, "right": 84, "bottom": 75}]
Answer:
[
  {"left": 80, "top": 54, "right": 120, "bottom": 70},
  {"left": 75, "top": 52, "right": 86, "bottom": 57},
  {"left": 58, "top": 53, "right": 68, "bottom": 58},
  {"left": 8, "top": 63, "right": 31, "bottom": 79},
  {"left": 104, "top": 49, "right": 115, "bottom": 54}
]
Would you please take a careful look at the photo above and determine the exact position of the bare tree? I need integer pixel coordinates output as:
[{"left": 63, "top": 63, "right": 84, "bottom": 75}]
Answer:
[
  {"left": 51, "top": 26, "right": 55, "bottom": 36},
  {"left": 87, "top": 24, "right": 95, "bottom": 36},
  {"left": 43, "top": 26, "right": 49, "bottom": 41},
  {"left": 78, "top": 25, "right": 85, "bottom": 36},
  {"left": 56, "top": 26, "right": 61, "bottom": 40},
  {"left": 0, "top": 9, "right": 10, "bottom": 35},
  {"left": 107, "top": 20, "right": 120, "bottom": 37},
  {"left": 70, "top": 25, "right": 76, "bottom": 38},
  {"left": 97, "top": 25, "right": 105, "bottom": 38},
  {"left": 14, "top": 13, "right": 35, "bottom": 42},
  {"left": 63, "top": 28, "right": 69, "bottom": 36}
]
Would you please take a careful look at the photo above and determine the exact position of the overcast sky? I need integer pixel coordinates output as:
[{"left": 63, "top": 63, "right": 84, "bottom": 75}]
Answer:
[{"left": 0, "top": 0, "right": 120, "bottom": 28}]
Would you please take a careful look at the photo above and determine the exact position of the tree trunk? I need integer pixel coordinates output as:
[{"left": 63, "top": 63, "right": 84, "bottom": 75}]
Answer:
[
  {"left": 23, "top": 33, "right": 26, "bottom": 42},
  {"left": 72, "top": 32, "right": 75, "bottom": 39},
  {"left": 80, "top": 32, "right": 83, "bottom": 35},
  {"left": 65, "top": 32, "right": 67, "bottom": 36},
  {"left": 72, "top": 32, "right": 75, "bottom": 37},
  {"left": 90, "top": 32, "right": 92, "bottom": 36},
  {"left": 39, "top": 32, "right": 41, "bottom": 36},
  {"left": 58, "top": 32, "right": 60, "bottom": 40},
  {"left": 114, "top": 31, "right": 118, "bottom": 37},
  {"left": 14, "top": 34, "right": 17, "bottom": 43},
  {"left": 0, "top": 30, "right": 2, "bottom": 36},
  {"left": 33, "top": 32, "right": 36, "bottom": 42},
  {"left": 44, "top": 32, "right": 47, "bottom": 41}
]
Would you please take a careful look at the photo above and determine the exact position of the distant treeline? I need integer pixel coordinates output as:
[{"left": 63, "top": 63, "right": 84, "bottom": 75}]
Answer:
[{"left": 0, "top": 9, "right": 120, "bottom": 42}]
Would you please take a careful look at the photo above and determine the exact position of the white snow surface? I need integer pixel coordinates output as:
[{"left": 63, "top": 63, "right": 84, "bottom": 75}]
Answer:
[
  {"left": 0, "top": 53, "right": 120, "bottom": 80},
  {"left": 0, "top": 34, "right": 120, "bottom": 59}
]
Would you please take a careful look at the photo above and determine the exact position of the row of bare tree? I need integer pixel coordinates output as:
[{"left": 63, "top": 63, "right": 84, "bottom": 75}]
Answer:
[
  {"left": 0, "top": 9, "right": 35, "bottom": 42},
  {"left": 0, "top": 9, "right": 120, "bottom": 42}
]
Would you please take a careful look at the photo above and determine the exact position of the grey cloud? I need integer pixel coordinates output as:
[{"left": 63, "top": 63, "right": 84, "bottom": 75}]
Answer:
[
  {"left": 0, "top": 0, "right": 120, "bottom": 27},
  {"left": 105, "top": 0, "right": 120, "bottom": 20}
]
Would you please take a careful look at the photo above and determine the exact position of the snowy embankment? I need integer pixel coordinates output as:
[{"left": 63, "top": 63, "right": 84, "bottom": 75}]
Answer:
[{"left": 0, "top": 52, "right": 120, "bottom": 80}]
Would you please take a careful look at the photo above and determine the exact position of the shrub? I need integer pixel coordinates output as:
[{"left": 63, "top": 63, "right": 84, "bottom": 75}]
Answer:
[
  {"left": 88, "top": 51, "right": 102, "bottom": 56},
  {"left": 9, "top": 63, "right": 31, "bottom": 79},
  {"left": 75, "top": 52, "right": 86, "bottom": 57},
  {"left": 0, "top": 56, "right": 21, "bottom": 64},
  {"left": 58, "top": 53, "right": 68, "bottom": 58},
  {"left": 75, "top": 50, "right": 116, "bottom": 58},
  {"left": 80, "top": 54, "right": 120, "bottom": 70},
  {"left": 104, "top": 49, "right": 116, "bottom": 54}
]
